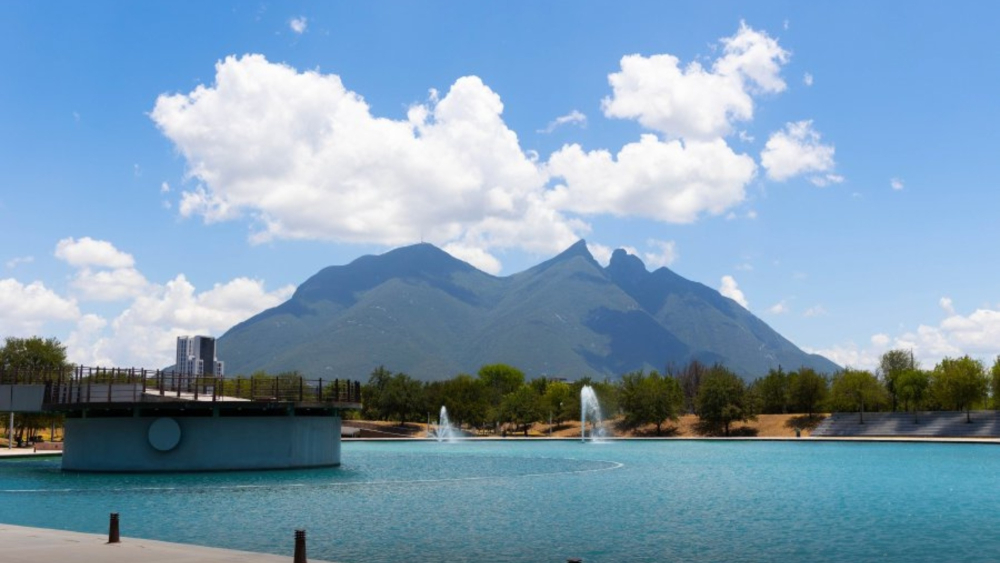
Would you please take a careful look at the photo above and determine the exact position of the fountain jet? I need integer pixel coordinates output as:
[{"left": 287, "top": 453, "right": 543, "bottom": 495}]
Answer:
[{"left": 580, "top": 385, "right": 606, "bottom": 442}]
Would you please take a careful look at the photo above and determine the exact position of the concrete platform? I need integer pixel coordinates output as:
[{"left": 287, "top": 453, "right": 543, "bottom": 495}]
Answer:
[
  {"left": 0, "top": 523, "right": 337, "bottom": 562},
  {"left": 0, "top": 447, "right": 60, "bottom": 458}
]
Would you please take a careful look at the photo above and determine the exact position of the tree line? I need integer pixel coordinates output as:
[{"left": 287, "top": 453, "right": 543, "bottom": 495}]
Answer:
[
  {"left": 6, "top": 334, "right": 1000, "bottom": 441},
  {"left": 362, "top": 361, "right": 760, "bottom": 436},
  {"left": 363, "top": 350, "right": 1000, "bottom": 436}
]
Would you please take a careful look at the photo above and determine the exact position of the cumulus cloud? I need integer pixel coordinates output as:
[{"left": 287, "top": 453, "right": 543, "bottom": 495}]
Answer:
[
  {"left": 149, "top": 24, "right": 820, "bottom": 273},
  {"left": 547, "top": 136, "right": 757, "bottom": 223},
  {"left": 812, "top": 299, "right": 1000, "bottom": 371},
  {"left": 719, "top": 275, "right": 749, "bottom": 308},
  {"left": 760, "top": 120, "right": 838, "bottom": 182},
  {"left": 537, "top": 110, "right": 587, "bottom": 133},
  {"left": 643, "top": 239, "right": 678, "bottom": 269},
  {"left": 68, "top": 276, "right": 295, "bottom": 368},
  {"left": 55, "top": 238, "right": 148, "bottom": 301},
  {"left": 289, "top": 16, "right": 307, "bottom": 34},
  {"left": 602, "top": 21, "right": 789, "bottom": 140},
  {"left": 586, "top": 243, "right": 614, "bottom": 266},
  {"left": 4, "top": 234, "right": 295, "bottom": 367},
  {"left": 767, "top": 300, "right": 788, "bottom": 315},
  {"left": 71, "top": 267, "right": 149, "bottom": 302},
  {"left": 0, "top": 279, "right": 79, "bottom": 335},
  {"left": 151, "top": 55, "right": 570, "bottom": 270},
  {"left": 891, "top": 177, "right": 905, "bottom": 190},
  {"left": 803, "top": 73, "right": 814, "bottom": 86},
  {"left": 55, "top": 237, "right": 135, "bottom": 269}
]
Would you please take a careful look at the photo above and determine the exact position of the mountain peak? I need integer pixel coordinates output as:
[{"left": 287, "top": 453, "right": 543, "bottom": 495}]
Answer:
[
  {"left": 606, "top": 248, "right": 648, "bottom": 286},
  {"left": 557, "top": 238, "right": 589, "bottom": 255}
]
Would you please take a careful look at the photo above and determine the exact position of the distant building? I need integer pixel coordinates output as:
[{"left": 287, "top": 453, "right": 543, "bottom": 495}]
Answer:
[{"left": 175, "top": 335, "right": 224, "bottom": 378}]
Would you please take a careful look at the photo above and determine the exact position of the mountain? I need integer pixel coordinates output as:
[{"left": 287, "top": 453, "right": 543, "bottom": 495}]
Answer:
[{"left": 218, "top": 241, "right": 839, "bottom": 381}]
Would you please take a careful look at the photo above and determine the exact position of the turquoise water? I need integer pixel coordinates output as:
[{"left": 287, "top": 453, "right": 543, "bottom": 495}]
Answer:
[{"left": 0, "top": 440, "right": 998, "bottom": 562}]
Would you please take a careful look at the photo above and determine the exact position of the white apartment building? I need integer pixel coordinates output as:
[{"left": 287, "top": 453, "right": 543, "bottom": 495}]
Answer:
[{"left": 175, "top": 335, "right": 225, "bottom": 377}]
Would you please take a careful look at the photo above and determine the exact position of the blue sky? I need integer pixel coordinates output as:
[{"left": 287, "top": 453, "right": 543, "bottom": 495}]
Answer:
[{"left": 3, "top": 2, "right": 999, "bottom": 373}]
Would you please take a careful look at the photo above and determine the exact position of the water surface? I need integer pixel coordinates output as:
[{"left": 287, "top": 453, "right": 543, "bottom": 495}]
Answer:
[{"left": 0, "top": 440, "right": 995, "bottom": 562}]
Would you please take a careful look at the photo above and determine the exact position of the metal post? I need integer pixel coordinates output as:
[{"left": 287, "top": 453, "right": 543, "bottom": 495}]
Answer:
[
  {"left": 293, "top": 529, "right": 307, "bottom": 563},
  {"left": 8, "top": 381, "right": 12, "bottom": 449},
  {"left": 108, "top": 512, "right": 120, "bottom": 543}
]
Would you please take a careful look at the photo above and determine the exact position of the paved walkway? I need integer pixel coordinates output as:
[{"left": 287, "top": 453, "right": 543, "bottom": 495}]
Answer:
[
  {"left": 0, "top": 447, "right": 60, "bottom": 458},
  {"left": 0, "top": 523, "right": 336, "bottom": 563}
]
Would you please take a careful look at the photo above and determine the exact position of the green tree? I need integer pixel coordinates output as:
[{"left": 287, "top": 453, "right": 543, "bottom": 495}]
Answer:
[
  {"left": 502, "top": 385, "right": 542, "bottom": 436},
  {"left": 0, "top": 336, "right": 69, "bottom": 374},
  {"left": 896, "top": 369, "right": 930, "bottom": 423},
  {"left": 990, "top": 356, "right": 1000, "bottom": 410},
  {"left": 438, "top": 374, "right": 489, "bottom": 429},
  {"left": 931, "top": 356, "right": 987, "bottom": 423},
  {"left": 361, "top": 365, "right": 399, "bottom": 420},
  {"left": 829, "top": 369, "right": 886, "bottom": 423},
  {"left": 381, "top": 372, "right": 424, "bottom": 425},
  {"left": 0, "top": 337, "right": 70, "bottom": 445},
  {"left": 673, "top": 360, "right": 708, "bottom": 414},
  {"left": 542, "top": 380, "right": 573, "bottom": 426},
  {"left": 754, "top": 367, "right": 789, "bottom": 414},
  {"left": 695, "top": 366, "right": 758, "bottom": 436},
  {"left": 478, "top": 364, "right": 525, "bottom": 425},
  {"left": 788, "top": 367, "right": 828, "bottom": 418},
  {"left": 878, "top": 349, "right": 917, "bottom": 412},
  {"left": 619, "top": 371, "right": 684, "bottom": 436}
]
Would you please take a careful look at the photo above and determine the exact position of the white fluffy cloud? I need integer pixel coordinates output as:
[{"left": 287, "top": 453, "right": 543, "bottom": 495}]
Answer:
[
  {"left": 4, "top": 234, "right": 294, "bottom": 368},
  {"left": 152, "top": 55, "right": 568, "bottom": 271},
  {"left": 55, "top": 237, "right": 135, "bottom": 269},
  {"left": 760, "top": 120, "right": 844, "bottom": 186},
  {"left": 719, "top": 275, "right": 749, "bottom": 308},
  {"left": 55, "top": 237, "right": 148, "bottom": 301},
  {"left": 602, "top": 22, "right": 789, "bottom": 140},
  {"left": 811, "top": 299, "right": 1000, "bottom": 371},
  {"left": 891, "top": 177, "right": 905, "bottom": 190},
  {"left": 70, "top": 276, "right": 294, "bottom": 368},
  {"left": 547, "top": 136, "right": 757, "bottom": 223},
  {"left": 760, "top": 120, "right": 838, "bottom": 182},
  {"left": 643, "top": 239, "right": 678, "bottom": 269},
  {"left": 0, "top": 279, "right": 79, "bottom": 335},
  {"left": 149, "top": 25, "right": 825, "bottom": 274},
  {"left": 70, "top": 267, "right": 149, "bottom": 301}
]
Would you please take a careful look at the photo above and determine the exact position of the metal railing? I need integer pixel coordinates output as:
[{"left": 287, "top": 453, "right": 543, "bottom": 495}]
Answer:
[{"left": 0, "top": 366, "right": 362, "bottom": 407}]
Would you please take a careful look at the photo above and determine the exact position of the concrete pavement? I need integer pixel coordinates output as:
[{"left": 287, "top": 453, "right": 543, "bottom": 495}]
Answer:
[{"left": 0, "top": 523, "right": 337, "bottom": 563}]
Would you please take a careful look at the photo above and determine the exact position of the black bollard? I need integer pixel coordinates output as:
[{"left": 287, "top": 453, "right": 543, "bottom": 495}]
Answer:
[
  {"left": 294, "top": 529, "right": 307, "bottom": 563},
  {"left": 108, "top": 512, "right": 120, "bottom": 544}
]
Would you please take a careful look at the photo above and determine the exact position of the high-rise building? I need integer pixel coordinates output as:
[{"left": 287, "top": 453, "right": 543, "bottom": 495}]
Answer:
[{"left": 175, "top": 335, "right": 225, "bottom": 377}]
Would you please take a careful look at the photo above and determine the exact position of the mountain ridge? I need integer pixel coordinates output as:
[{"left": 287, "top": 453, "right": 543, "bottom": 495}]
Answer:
[{"left": 218, "top": 241, "right": 839, "bottom": 380}]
